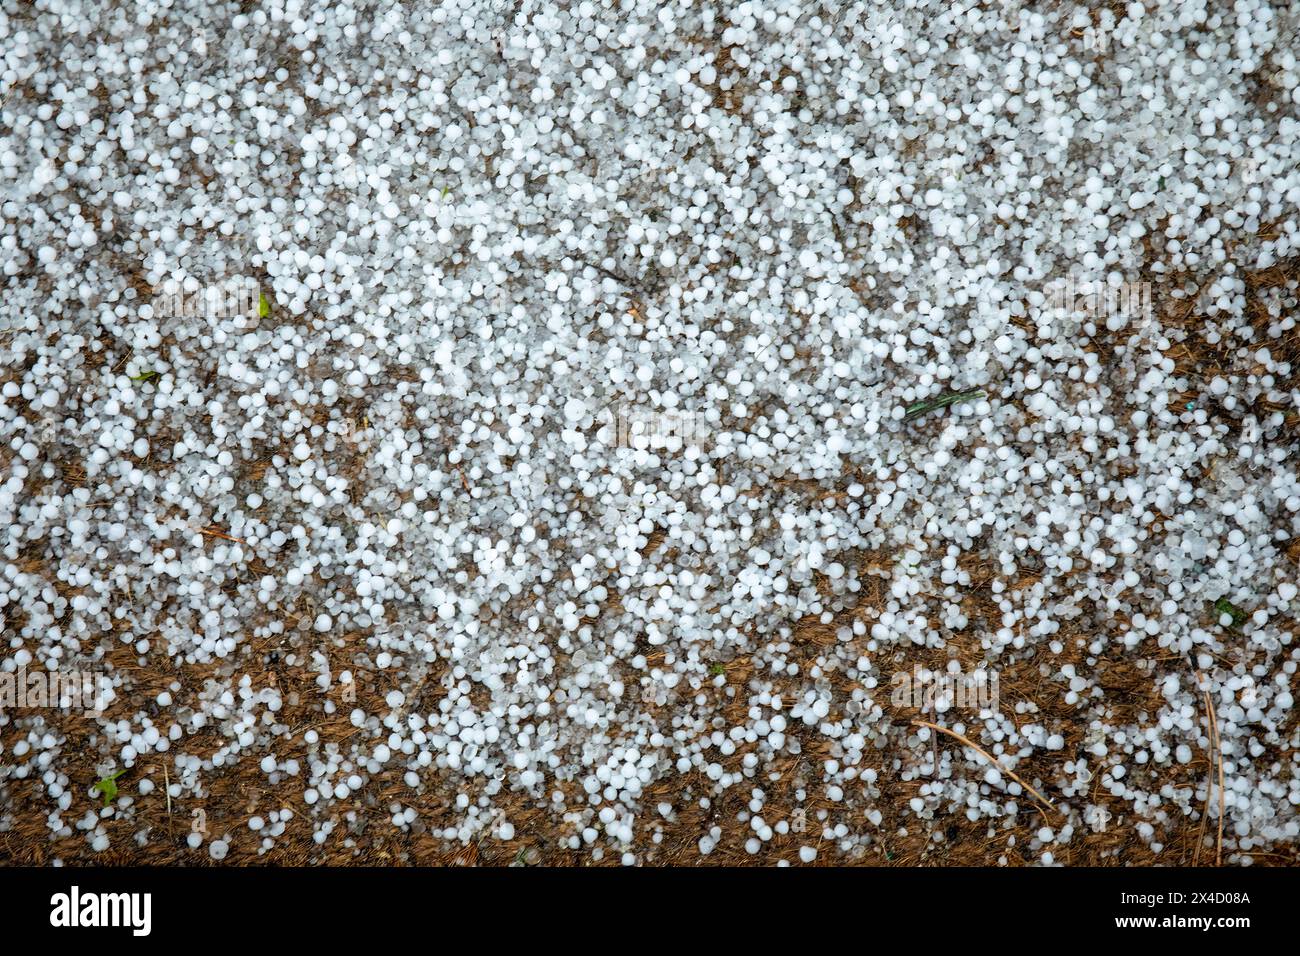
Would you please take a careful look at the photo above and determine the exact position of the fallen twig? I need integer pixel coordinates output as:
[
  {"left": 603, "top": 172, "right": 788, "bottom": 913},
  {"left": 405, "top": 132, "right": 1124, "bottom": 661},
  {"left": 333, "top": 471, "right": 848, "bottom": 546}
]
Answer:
[
  {"left": 912, "top": 719, "right": 1060, "bottom": 817},
  {"left": 1193, "top": 674, "right": 1226, "bottom": 866}
]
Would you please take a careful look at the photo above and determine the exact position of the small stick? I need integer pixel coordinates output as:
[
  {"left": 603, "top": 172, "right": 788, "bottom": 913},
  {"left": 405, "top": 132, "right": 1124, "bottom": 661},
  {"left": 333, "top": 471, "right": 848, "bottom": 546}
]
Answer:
[
  {"left": 912, "top": 720, "right": 1059, "bottom": 816},
  {"left": 1194, "top": 674, "right": 1226, "bottom": 866},
  {"left": 587, "top": 261, "right": 641, "bottom": 290}
]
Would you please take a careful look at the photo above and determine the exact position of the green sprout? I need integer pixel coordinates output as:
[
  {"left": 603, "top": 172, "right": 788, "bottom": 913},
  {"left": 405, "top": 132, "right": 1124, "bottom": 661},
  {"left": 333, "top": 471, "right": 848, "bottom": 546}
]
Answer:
[
  {"left": 441, "top": 186, "right": 451, "bottom": 199},
  {"left": 129, "top": 370, "right": 158, "bottom": 384},
  {"left": 1212, "top": 598, "right": 1247, "bottom": 628},
  {"left": 510, "top": 846, "right": 541, "bottom": 866},
  {"left": 708, "top": 663, "right": 726, "bottom": 677},
  {"left": 258, "top": 292, "right": 272, "bottom": 319},
  {"left": 904, "top": 387, "right": 986, "bottom": 422},
  {"left": 92, "top": 769, "right": 126, "bottom": 807}
]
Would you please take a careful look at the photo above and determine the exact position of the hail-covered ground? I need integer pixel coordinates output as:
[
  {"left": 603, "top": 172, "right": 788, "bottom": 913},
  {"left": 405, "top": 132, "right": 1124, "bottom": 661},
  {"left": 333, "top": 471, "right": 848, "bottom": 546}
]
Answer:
[{"left": 2, "top": 0, "right": 1299, "bottom": 866}]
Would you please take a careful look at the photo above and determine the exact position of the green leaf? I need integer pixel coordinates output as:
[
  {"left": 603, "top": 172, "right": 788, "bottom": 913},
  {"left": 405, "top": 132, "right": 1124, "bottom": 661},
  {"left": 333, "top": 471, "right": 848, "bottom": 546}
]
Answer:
[
  {"left": 1212, "top": 598, "right": 1247, "bottom": 628},
  {"left": 904, "top": 388, "right": 986, "bottom": 422},
  {"left": 129, "top": 370, "right": 157, "bottom": 383},
  {"left": 258, "top": 292, "right": 272, "bottom": 319},
  {"left": 93, "top": 769, "right": 126, "bottom": 807},
  {"left": 708, "top": 663, "right": 726, "bottom": 676}
]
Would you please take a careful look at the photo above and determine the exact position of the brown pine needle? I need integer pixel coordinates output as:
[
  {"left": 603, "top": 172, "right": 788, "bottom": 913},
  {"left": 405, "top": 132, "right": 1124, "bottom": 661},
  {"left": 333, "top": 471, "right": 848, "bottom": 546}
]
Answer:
[
  {"left": 450, "top": 842, "right": 479, "bottom": 867},
  {"left": 1192, "top": 675, "right": 1210, "bottom": 866},
  {"left": 912, "top": 720, "right": 1060, "bottom": 817},
  {"left": 1193, "top": 716, "right": 1210, "bottom": 866},
  {"left": 163, "top": 764, "right": 173, "bottom": 837},
  {"left": 191, "top": 525, "right": 246, "bottom": 544},
  {"left": 1195, "top": 674, "right": 1226, "bottom": 867},
  {"left": 1206, "top": 689, "right": 1225, "bottom": 867}
]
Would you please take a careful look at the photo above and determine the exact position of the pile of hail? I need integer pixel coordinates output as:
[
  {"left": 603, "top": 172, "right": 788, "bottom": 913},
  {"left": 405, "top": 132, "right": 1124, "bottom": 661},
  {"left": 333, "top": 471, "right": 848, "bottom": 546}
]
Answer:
[{"left": 2, "top": 0, "right": 1299, "bottom": 866}]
